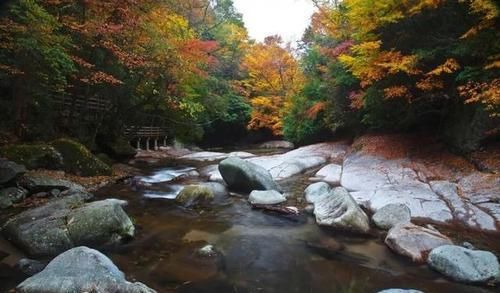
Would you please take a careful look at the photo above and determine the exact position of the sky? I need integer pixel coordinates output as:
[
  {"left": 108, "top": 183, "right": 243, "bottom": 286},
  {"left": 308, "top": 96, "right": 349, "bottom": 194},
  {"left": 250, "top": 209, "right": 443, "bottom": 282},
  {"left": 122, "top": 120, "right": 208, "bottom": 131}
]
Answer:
[{"left": 232, "top": 0, "right": 317, "bottom": 44}]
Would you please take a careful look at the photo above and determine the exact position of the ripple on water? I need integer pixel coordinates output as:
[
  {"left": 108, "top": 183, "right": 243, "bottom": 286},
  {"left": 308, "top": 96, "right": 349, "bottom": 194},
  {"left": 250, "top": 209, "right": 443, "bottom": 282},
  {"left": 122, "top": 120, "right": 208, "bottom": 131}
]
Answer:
[{"left": 139, "top": 166, "right": 197, "bottom": 183}]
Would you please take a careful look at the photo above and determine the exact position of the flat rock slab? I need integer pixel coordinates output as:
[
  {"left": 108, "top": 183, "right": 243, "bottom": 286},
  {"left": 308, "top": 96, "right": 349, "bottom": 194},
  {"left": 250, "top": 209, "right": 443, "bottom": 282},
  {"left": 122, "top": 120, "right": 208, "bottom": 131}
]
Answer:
[
  {"left": 205, "top": 142, "right": 348, "bottom": 182},
  {"left": 428, "top": 245, "right": 500, "bottom": 283},
  {"left": 342, "top": 152, "right": 499, "bottom": 232},
  {"left": 249, "top": 142, "right": 348, "bottom": 180},
  {"left": 17, "top": 246, "right": 156, "bottom": 293},
  {"left": 430, "top": 181, "right": 496, "bottom": 231},
  {"left": 372, "top": 203, "right": 411, "bottom": 230},
  {"left": 19, "top": 175, "right": 85, "bottom": 193},
  {"left": 2, "top": 193, "right": 134, "bottom": 257},
  {"left": 385, "top": 223, "right": 452, "bottom": 263},
  {"left": 180, "top": 151, "right": 255, "bottom": 162},
  {"left": 309, "top": 164, "right": 342, "bottom": 185}
]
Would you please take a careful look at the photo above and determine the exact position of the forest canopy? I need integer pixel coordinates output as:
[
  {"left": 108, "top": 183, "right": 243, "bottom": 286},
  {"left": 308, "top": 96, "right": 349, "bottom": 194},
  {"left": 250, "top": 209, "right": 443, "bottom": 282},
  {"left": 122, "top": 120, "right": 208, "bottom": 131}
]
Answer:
[{"left": 0, "top": 0, "right": 498, "bottom": 152}]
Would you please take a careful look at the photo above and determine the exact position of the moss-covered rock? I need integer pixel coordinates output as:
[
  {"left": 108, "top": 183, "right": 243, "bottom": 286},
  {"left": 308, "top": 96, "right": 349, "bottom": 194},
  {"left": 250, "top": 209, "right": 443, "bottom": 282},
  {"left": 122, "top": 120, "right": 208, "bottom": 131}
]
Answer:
[
  {"left": 101, "top": 137, "right": 137, "bottom": 159},
  {"left": 0, "top": 144, "right": 63, "bottom": 170},
  {"left": 175, "top": 185, "right": 214, "bottom": 207},
  {"left": 51, "top": 138, "right": 111, "bottom": 177}
]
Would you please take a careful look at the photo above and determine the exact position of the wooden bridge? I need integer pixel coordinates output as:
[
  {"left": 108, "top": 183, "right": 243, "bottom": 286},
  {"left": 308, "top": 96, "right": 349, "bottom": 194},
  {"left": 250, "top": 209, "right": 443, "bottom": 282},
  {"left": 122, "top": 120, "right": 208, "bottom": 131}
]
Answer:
[
  {"left": 53, "top": 96, "right": 172, "bottom": 151},
  {"left": 124, "top": 126, "right": 170, "bottom": 151}
]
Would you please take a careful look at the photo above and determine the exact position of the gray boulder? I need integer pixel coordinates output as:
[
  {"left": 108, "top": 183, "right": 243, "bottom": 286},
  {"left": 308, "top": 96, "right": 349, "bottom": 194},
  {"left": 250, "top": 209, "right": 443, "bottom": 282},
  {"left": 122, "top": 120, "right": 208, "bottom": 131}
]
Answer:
[
  {"left": 16, "top": 258, "right": 47, "bottom": 276},
  {"left": 0, "top": 187, "right": 28, "bottom": 209},
  {"left": 304, "top": 182, "right": 331, "bottom": 204},
  {"left": 219, "top": 156, "right": 282, "bottom": 193},
  {"left": 19, "top": 175, "right": 85, "bottom": 193},
  {"left": 0, "top": 159, "right": 26, "bottom": 184},
  {"left": 372, "top": 203, "right": 411, "bottom": 230},
  {"left": 313, "top": 187, "right": 370, "bottom": 233},
  {"left": 17, "top": 246, "right": 156, "bottom": 293},
  {"left": 428, "top": 245, "right": 500, "bottom": 283},
  {"left": 385, "top": 223, "right": 452, "bottom": 263},
  {"left": 249, "top": 190, "right": 286, "bottom": 205},
  {"left": 2, "top": 193, "right": 134, "bottom": 257}
]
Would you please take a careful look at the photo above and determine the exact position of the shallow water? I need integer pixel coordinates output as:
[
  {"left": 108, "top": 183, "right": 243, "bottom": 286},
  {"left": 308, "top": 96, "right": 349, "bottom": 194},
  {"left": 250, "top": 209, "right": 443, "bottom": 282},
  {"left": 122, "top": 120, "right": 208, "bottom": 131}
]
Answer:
[
  {"left": 0, "top": 154, "right": 498, "bottom": 293},
  {"left": 93, "top": 158, "right": 497, "bottom": 293}
]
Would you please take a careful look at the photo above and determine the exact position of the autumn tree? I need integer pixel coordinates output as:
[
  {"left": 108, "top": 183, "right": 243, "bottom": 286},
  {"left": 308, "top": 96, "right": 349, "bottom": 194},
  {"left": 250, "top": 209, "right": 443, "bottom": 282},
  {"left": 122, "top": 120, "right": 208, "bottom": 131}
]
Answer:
[
  {"left": 241, "top": 36, "right": 304, "bottom": 135},
  {"left": 290, "top": 0, "right": 499, "bottom": 151}
]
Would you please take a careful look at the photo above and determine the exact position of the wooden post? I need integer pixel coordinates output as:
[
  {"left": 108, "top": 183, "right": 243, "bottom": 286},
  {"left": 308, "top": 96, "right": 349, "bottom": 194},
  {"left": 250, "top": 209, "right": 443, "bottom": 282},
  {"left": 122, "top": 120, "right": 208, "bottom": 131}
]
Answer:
[
  {"left": 163, "top": 136, "right": 167, "bottom": 147},
  {"left": 136, "top": 138, "right": 141, "bottom": 150},
  {"left": 154, "top": 138, "right": 158, "bottom": 150},
  {"left": 146, "top": 138, "right": 150, "bottom": 151}
]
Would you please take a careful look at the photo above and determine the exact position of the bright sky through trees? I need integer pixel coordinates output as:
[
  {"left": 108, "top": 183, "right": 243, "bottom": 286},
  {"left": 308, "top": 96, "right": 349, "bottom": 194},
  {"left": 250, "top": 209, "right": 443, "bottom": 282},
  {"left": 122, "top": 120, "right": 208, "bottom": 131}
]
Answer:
[{"left": 233, "top": 0, "right": 316, "bottom": 43}]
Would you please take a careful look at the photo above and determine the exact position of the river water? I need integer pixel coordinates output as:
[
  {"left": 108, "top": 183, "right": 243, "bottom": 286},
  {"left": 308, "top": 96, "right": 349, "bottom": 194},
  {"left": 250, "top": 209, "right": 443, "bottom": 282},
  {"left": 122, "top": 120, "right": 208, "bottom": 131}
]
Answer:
[
  {"left": 92, "top": 154, "right": 496, "bottom": 293},
  {"left": 0, "top": 149, "right": 497, "bottom": 292}
]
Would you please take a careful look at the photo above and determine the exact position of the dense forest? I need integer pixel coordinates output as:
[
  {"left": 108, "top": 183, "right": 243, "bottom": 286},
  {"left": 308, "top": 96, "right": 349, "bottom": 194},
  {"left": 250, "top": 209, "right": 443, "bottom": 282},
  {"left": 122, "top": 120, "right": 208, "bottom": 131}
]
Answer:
[
  {"left": 0, "top": 1, "right": 499, "bottom": 292},
  {"left": 0, "top": 0, "right": 498, "bottom": 151}
]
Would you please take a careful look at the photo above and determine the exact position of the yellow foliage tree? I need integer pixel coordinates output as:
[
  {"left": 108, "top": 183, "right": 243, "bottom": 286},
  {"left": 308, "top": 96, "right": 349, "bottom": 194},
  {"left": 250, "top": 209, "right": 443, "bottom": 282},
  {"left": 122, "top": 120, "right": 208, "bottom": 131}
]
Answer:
[{"left": 241, "top": 36, "right": 304, "bottom": 135}]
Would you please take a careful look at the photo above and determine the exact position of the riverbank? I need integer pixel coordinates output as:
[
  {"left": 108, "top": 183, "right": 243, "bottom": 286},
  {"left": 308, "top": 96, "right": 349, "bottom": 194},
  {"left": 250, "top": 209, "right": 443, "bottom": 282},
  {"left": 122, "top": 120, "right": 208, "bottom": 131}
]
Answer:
[{"left": 0, "top": 134, "right": 499, "bottom": 292}]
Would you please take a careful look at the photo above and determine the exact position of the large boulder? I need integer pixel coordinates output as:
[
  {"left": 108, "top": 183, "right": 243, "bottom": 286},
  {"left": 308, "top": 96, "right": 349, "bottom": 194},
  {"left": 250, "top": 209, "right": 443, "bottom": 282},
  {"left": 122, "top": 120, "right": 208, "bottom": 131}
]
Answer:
[
  {"left": 304, "top": 182, "right": 331, "bottom": 204},
  {"left": 0, "top": 159, "right": 26, "bottom": 184},
  {"left": 219, "top": 156, "right": 282, "bottom": 193},
  {"left": 0, "top": 145, "right": 62, "bottom": 170},
  {"left": 313, "top": 187, "right": 370, "bottom": 233},
  {"left": 0, "top": 187, "right": 28, "bottom": 209},
  {"left": 51, "top": 138, "right": 111, "bottom": 177},
  {"left": 19, "top": 175, "right": 85, "bottom": 193},
  {"left": 1, "top": 193, "right": 134, "bottom": 257},
  {"left": 428, "top": 245, "right": 500, "bottom": 283},
  {"left": 16, "top": 246, "right": 156, "bottom": 293},
  {"left": 372, "top": 203, "right": 411, "bottom": 230},
  {"left": 175, "top": 185, "right": 215, "bottom": 207},
  {"left": 385, "top": 223, "right": 452, "bottom": 263},
  {"left": 249, "top": 190, "right": 286, "bottom": 205}
]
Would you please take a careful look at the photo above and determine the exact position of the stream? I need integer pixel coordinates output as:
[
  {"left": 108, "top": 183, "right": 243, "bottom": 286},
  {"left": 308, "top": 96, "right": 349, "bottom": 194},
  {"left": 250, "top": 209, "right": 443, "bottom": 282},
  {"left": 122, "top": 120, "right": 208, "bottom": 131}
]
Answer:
[{"left": 87, "top": 151, "right": 496, "bottom": 293}]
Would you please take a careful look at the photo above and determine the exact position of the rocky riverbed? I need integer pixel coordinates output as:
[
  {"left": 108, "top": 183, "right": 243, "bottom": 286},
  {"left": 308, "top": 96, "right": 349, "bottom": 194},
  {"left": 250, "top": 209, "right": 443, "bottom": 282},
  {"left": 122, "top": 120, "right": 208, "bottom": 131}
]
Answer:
[{"left": 0, "top": 135, "right": 499, "bottom": 292}]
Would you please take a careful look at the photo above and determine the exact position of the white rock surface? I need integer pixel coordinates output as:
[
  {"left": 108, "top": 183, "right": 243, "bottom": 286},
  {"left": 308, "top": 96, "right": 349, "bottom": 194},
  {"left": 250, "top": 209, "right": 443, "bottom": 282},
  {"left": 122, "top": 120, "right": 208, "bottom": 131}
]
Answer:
[
  {"left": 430, "top": 181, "right": 496, "bottom": 231},
  {"left": 313, "top": 187, "right": 370, "bottom": 233},
  {"left": 180, "top": 151, "right": 255, "bottom": 162},
  {"left": 428, "top": 245, "right": 500, "bottom": 283},
  {"left": 248, "top": 142, "right": 348, "bottom": 180},
  {"left": 205, "top": 142, "right": 348, "bottom": 182},
  {"left": 309, "top": 164, "right": 342, "bottom": 185},
  {"left": 385, "top": 223, "right": 452, "bottom": 263},
  {"left": 304, "top": 182, "right": 331, "bottom": 204},
  {"left": 249, "top": 190, "right": 286, "bottom": 205},
  {"left": 341, "top": 152, "right": 499, "bottom": 231},
  {"left": 372, "top": 203, "right": 411, "bottom": 230}
]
